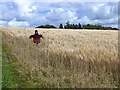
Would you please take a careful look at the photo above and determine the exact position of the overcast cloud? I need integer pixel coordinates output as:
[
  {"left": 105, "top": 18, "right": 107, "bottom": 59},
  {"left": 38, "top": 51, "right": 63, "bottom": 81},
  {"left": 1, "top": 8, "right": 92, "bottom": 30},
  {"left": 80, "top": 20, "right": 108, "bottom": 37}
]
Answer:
[{"left": 0, "top": 0, "right": 119, "bottom": 28}]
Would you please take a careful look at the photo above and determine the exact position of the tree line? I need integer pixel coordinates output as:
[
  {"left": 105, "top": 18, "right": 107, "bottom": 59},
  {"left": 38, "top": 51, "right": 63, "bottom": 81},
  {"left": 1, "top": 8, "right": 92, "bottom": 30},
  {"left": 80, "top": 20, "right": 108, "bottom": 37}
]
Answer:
[{"left": 35, "top": 21, "right": 118, "bottom": 30}]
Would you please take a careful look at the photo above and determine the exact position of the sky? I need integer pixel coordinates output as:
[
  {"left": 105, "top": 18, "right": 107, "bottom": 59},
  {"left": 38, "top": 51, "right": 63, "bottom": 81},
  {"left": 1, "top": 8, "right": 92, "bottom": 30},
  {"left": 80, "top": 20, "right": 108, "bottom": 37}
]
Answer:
[{"left": 0, "top": 0, "right": 119, "bottom": 29}]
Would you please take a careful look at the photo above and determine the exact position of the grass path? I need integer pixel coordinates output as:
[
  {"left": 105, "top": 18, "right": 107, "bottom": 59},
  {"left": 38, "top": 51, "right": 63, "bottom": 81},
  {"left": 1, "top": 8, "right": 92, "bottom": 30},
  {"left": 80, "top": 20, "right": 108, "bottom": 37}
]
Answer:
[
  {"left": 0, "top": 44, "right": 2, "bottom": 89},
  {"left": 2, "top": 44, "right": 43, "bottom": 88},
  {"left": 2, "top": 44, "right": 17, "bottom": 88},
  {"left": 0, "top": 31, "right": 2, "bottom": 89},
  {"left": 2, "top": 45, "right": 33, "bottom": 88}
]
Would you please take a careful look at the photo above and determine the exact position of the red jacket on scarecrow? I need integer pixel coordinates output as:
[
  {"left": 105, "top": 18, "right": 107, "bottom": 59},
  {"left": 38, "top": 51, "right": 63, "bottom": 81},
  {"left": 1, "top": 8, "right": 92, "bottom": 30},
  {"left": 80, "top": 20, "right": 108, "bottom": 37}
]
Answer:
[{"left": 29, "top": 30, "right": 44, "bottom": 45}]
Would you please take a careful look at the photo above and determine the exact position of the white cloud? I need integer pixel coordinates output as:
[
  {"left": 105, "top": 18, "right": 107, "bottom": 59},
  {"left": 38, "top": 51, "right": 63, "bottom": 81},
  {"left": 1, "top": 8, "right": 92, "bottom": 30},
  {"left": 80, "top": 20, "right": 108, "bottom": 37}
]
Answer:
[
  {"left": 8, "top": 18, "right": 30, "bottom": 27},
  {"left": 0, "top": 20, "right": 8, "bottom": 26},
  {"left": 0, "top": 1, "right": 118, "bottom": 28},
  {"left": 0, "top": 2, "right": 19, "bottom": 21},
  {"left": 13, "top": 0, "right": 35, "bottom": 16},
  {"left": 45, "top": 7, "right": 78, "bottom": 26},
  {"left": 79, "top": 16, "right": 91, "bottom": 25},
  {"left": 2, "top": 0, "right": 119, "bottom": 2},
  {"left": 91, "top": 3, "right": 117, "bottom": 20},
  {"left": 92, "top": 3, "right": 105, "bottom": 12}
]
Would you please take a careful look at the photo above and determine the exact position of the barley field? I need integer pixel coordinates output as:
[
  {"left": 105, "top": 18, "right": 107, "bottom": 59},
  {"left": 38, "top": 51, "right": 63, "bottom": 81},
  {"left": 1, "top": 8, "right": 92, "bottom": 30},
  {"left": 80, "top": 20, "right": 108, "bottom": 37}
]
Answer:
[{"left": 1, "top": 27, "right": 119, "bottom": 88}]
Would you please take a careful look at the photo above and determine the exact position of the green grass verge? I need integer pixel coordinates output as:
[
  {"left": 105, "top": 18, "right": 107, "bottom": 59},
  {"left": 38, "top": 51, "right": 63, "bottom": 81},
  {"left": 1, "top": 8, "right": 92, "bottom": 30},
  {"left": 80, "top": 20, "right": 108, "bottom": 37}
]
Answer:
[
  {"left": 0, "top": 44, "right": 2, "bottom": 89},
  {"left": 2, "top": 44, "right": 17, "bottom": 88},
  {"left": 2, "top": 44, "right": 33, "bottom": 88},
  {"left": 2, "top": 44, "right": 40, "bottom": 88}
]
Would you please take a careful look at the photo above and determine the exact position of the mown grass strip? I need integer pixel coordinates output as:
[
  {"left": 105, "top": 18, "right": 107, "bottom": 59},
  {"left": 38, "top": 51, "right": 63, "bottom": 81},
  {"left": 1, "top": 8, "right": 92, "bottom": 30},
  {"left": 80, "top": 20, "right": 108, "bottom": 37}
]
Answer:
[
  {"left": 0, "top": 44, "right": 2, "bottom": 89},
  {"left": 2, "top": 44, "right": 18, "bottom": 88},
  {"left": 2, "top": 44, "right": 33, "bottom": 88},
  {"left": 2, "top": 44, "right": 40, "bottom": 88}
]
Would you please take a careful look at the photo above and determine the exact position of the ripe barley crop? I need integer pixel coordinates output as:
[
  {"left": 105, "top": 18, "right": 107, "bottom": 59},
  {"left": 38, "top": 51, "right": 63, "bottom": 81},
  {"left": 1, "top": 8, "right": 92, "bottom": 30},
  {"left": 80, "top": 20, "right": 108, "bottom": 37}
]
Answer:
[{"left": 1, "top": 27, "right": 119, "bottom": 88}]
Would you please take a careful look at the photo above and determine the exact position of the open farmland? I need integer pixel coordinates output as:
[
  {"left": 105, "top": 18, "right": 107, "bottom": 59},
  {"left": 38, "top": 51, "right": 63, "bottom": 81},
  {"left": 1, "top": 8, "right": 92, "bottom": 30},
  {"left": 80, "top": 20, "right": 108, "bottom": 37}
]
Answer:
[{"left": 1, "top": 27, "right": 119, "bottom": 88}]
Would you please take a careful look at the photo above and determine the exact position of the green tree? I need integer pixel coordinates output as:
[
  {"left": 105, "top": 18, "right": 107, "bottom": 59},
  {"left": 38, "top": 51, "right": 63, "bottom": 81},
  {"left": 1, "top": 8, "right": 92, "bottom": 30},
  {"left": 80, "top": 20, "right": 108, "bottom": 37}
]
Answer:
[
  {"left": 75, "top": 24, "right": 78, "bottom": 29},
  {"left": 36, "top": 24, "right": 56, "bottom": 28},
  {"left": 72, "top": 24, "right": 75, "bottom": 29},
  {"left": 66, "top": 21, "right": 71, "bottom": 29},
  {"left": 78, "top": 23, "right": 82, "bottom": 29},
  {"left": 59, "top": 23, "right": 63, "bottom": 29}
]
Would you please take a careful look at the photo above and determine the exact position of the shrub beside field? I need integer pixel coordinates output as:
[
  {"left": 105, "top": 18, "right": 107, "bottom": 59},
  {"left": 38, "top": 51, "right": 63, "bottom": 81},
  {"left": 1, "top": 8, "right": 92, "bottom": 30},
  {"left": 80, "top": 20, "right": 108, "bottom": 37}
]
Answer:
[{"left": 1, "top": 27, "right": 119, "bottom": 88}]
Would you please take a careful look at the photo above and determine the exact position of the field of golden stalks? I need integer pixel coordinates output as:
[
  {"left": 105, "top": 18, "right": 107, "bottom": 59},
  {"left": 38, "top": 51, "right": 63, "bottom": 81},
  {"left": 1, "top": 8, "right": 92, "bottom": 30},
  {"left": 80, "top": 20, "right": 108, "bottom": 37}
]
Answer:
[{"left": 1, "top": 27, "right": 119, "bottom": 88}]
